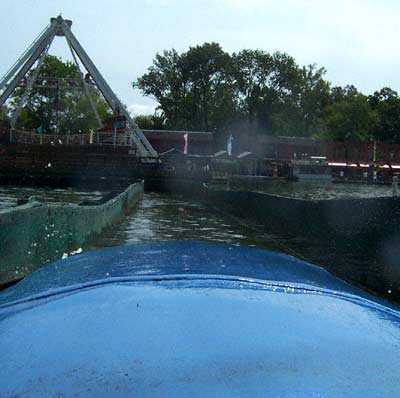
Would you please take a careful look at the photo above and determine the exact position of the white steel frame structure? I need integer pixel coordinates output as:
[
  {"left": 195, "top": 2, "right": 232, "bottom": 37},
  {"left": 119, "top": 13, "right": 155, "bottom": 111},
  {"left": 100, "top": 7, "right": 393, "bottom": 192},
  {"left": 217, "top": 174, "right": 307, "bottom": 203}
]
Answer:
[{"left": 0, "top": 16, "right": 158, "bottom": 158}]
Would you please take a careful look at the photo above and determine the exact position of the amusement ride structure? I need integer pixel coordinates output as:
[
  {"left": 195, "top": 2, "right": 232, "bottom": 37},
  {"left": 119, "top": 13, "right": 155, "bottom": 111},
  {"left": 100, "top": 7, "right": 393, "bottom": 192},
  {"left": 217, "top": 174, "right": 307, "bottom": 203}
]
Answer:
[{"left": 0, "top": 15, "right": 158, "bottom": 158}]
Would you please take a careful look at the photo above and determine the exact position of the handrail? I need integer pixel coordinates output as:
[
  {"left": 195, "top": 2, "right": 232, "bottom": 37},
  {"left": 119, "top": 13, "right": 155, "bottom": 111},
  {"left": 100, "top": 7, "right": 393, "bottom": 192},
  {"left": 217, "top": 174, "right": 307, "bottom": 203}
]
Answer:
[{"left": 1, "top": 128, "right": 137, "bottom": 149}]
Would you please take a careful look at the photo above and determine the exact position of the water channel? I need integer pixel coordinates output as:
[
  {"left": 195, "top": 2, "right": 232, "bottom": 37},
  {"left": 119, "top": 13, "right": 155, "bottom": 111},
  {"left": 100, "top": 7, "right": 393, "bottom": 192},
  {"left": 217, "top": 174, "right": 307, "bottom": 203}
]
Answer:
[
  {"left": 88, "top": 191, "right": 290, "bottom": 253},
  {"left": 86, "top": 188, "right": 393, "bottom": 300},
  {"left": 0, "top": 182, "right": 398, "bottom": 302}
]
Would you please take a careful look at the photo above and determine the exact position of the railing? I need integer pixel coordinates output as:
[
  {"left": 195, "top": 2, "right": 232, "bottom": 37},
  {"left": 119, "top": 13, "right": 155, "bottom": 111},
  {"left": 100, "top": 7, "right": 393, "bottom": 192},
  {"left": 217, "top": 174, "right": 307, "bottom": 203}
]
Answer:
[{"left": 1, "top": 128, "right": 137, "bottom": 149}]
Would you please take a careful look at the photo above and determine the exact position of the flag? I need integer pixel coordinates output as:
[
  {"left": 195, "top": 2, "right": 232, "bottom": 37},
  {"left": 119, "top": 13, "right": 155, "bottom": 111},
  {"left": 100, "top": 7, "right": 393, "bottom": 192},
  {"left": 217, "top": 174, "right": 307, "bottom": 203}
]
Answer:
[
  {"left": 227, "top": 134, "right": 234, "bottom": 157},
  {"left": 183, "top": 132, "right": 189, "bottom": 155},
  {"left": 36, "top": 126, "right": 43, "bottom": 134}
]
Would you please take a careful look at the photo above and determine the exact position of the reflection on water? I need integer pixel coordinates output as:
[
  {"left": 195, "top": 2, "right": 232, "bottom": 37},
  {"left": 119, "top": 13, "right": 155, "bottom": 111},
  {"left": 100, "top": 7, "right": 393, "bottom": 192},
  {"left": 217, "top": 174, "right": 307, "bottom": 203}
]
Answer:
[
  {"left": 0, "top": 186, "right": 105, "bottom": 209},
  {"left": 87, "top": 190, "right": 354, "bottom": 267},
  {"left": 89, "top": 192, "right": 292, "bottom": 255}
]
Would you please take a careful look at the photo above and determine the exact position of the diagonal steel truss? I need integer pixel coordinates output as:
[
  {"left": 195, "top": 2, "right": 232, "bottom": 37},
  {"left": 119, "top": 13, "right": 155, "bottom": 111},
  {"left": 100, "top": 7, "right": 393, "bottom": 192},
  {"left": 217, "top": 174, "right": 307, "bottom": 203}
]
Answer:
[{"left": 0, "top": 15, "right": 158, "bottom": 158}]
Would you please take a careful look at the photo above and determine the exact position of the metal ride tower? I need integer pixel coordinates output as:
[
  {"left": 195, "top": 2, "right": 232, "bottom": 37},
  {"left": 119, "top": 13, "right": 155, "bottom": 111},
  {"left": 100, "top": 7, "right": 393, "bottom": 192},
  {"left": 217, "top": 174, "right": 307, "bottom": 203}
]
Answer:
[{"left": 0, "top": 15, "right": 158, "bottom": 158}]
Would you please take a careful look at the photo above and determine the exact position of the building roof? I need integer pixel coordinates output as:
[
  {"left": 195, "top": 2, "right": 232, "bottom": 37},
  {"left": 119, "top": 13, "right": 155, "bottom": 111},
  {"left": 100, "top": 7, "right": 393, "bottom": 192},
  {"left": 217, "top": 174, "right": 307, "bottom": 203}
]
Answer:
[
  {"left": 237, "top": 151, "right": 253, "bottom": 159},
  {"left": 256, "top": 135, "right": 316, "bottom": 146},
  {"left": 143, "top": 129, "right": 213, "bottom": 135},
  {"left": 213, "top": 150, "right": 228, "bottom": 157},
  {"left": 159, "top": 148, "right": 185, "bottom": 157},
  {"left": 143, "top": 130, "right": 213, "bottom": 143}
]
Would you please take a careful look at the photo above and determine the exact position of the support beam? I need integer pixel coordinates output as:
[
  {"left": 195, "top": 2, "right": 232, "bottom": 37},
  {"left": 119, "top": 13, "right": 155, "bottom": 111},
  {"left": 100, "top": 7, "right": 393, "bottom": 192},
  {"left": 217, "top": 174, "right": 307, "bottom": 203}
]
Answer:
[
  {"left": 59, "top": 18, "right": 158, "bottom": 157},
  {"left": 67, "top": 41, "right": 102, "bottom": 128},
  {"left": 11, "top": 44, "right": 51, "bottom": 128},
  {"left": 0, "top": 27, "right": 56, "bottom": 107},
  {"left": 0, "top": 25, "right": 51, "bottom": 95}
]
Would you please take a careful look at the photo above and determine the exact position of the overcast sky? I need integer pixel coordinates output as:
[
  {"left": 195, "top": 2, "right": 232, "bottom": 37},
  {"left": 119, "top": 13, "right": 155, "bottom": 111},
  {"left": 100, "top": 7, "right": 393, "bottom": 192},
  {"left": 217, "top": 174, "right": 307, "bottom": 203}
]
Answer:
[{"left": 1, "top": 0, "right": 399, "bottom": 116}]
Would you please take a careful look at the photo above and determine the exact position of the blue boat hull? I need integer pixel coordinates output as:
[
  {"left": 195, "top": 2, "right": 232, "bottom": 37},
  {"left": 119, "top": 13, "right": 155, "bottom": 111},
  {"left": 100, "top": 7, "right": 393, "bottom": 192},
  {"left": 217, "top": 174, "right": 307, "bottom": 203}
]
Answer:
[{"left": 1, "top": 241, "right": 399, "bottom": 397}]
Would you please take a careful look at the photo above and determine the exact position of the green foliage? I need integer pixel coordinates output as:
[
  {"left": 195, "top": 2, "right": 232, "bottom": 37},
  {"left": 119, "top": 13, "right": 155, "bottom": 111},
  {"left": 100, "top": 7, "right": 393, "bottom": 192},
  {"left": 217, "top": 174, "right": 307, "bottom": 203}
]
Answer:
[
  {"left": 322, "top": 86, "right": 378, "bottom": 141},
  {"left": 368, "top": 88, "right": 400, "bottom": 143},
  {"left": 134, "top": 43, "right": 399, "bottom": 143},
  {"left": 10, "top": 55, "right": 112, "bottom": 133},
  {"left": 0, "top": 104, "right": 9, "bottom": 120},
  {"left": 134, "top": 43, "right": 236, "bottom": 132},
  {"left": 134, "top": 114, "right": 166, "bottom": 130},
  {"left": 182, "top": 43, "right": 236, "bottom": 131},
  {"left": 133, "top": 49, "right": 184, "bottom": 129}
]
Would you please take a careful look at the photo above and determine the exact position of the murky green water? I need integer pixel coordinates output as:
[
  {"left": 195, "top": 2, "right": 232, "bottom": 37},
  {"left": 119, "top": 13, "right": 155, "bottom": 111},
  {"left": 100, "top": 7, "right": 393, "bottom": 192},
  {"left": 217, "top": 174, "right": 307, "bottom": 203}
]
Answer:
[
  {"left": 0, "top": 186, "right": 105, "bottom": 210},
  {"left": 89, "top": 192, "right": 293, "bottom": 255},
  {"left": 229, "top": 179, "right": 394, "bottom": 200}
]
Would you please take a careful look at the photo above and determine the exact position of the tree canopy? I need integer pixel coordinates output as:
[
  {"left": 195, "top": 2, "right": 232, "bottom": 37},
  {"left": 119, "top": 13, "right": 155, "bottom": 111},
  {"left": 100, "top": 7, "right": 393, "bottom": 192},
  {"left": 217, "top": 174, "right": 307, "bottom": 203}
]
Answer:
[
  {"left": 133, "top": 114, "right": 165, "bottom": 130},
  {"left": 134, "top": 42, "right": 400, "bottom": 143},
  {"left": 6, "top": 55, "right": 112, "bottom": 134},
  {"left": 368, "top": 87, "right": 400, "bottom": 143}
]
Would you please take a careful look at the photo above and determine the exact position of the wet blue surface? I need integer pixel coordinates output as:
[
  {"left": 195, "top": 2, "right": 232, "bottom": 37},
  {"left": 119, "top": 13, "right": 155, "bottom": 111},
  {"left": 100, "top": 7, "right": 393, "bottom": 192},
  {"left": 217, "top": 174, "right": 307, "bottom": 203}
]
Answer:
[
  {"left": 0, "top": 241, "right": 380, "bottom": 306},
  {"left": 1, "top": 242, "right": 400, "bottom": 397}
]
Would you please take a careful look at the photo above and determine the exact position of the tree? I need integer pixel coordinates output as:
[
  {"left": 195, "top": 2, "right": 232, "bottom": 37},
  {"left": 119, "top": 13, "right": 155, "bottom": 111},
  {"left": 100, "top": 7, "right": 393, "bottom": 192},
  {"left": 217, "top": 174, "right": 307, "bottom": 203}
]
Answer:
[
  {"left": 9, "top": 55, "right": 112, "bottom": 133},
  {"left": 232, "top": 50, "right": 330, "bottom": 137},
  {"left": 0, "top": 104, "right": 9, "bottom": 121},
  {"left": 296, "top": 64, "right": 331, "bottom": 137},
  {"left": 181, "top": 43, "right": 236, "bottom": 132},
  {"left": 134, "top": 43, "right": 237, "bottom": 133},
  {"left": 323, "top": 86, "right": 378, "bottom": 141},
  {"left": 133, "top": 49, "right": 186, "bottom": 129},
  {"left": 368, "top": 88, "right": 400, "bottom": 143},
  {"left": 231, "top": 49, "right": 277, "bottom": 134},
  {"left": 134, "top": 43, "right": 397, "bottom": 144},
  {"left": 134, "top": 114, "right": 166, "bottom": 130}
]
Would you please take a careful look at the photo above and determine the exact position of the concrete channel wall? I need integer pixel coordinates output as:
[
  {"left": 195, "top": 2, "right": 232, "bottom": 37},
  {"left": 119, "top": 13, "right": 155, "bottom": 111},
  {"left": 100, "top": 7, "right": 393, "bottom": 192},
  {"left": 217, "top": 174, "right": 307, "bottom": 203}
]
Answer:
[
  {"left": 204, "top": 188, "right": 400, "bottom": 300},
  {"left": 145, "top": 181, "right": 400, "bottom": 299},
  {"left": 206, "top": 189, "right": 400, "bottom": 240},
  {"left": 0, "top": 181, "right": 144, "bottom": 284},
  {"left": 158, "top": 175, "right": 400, "bottom": 301}
]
